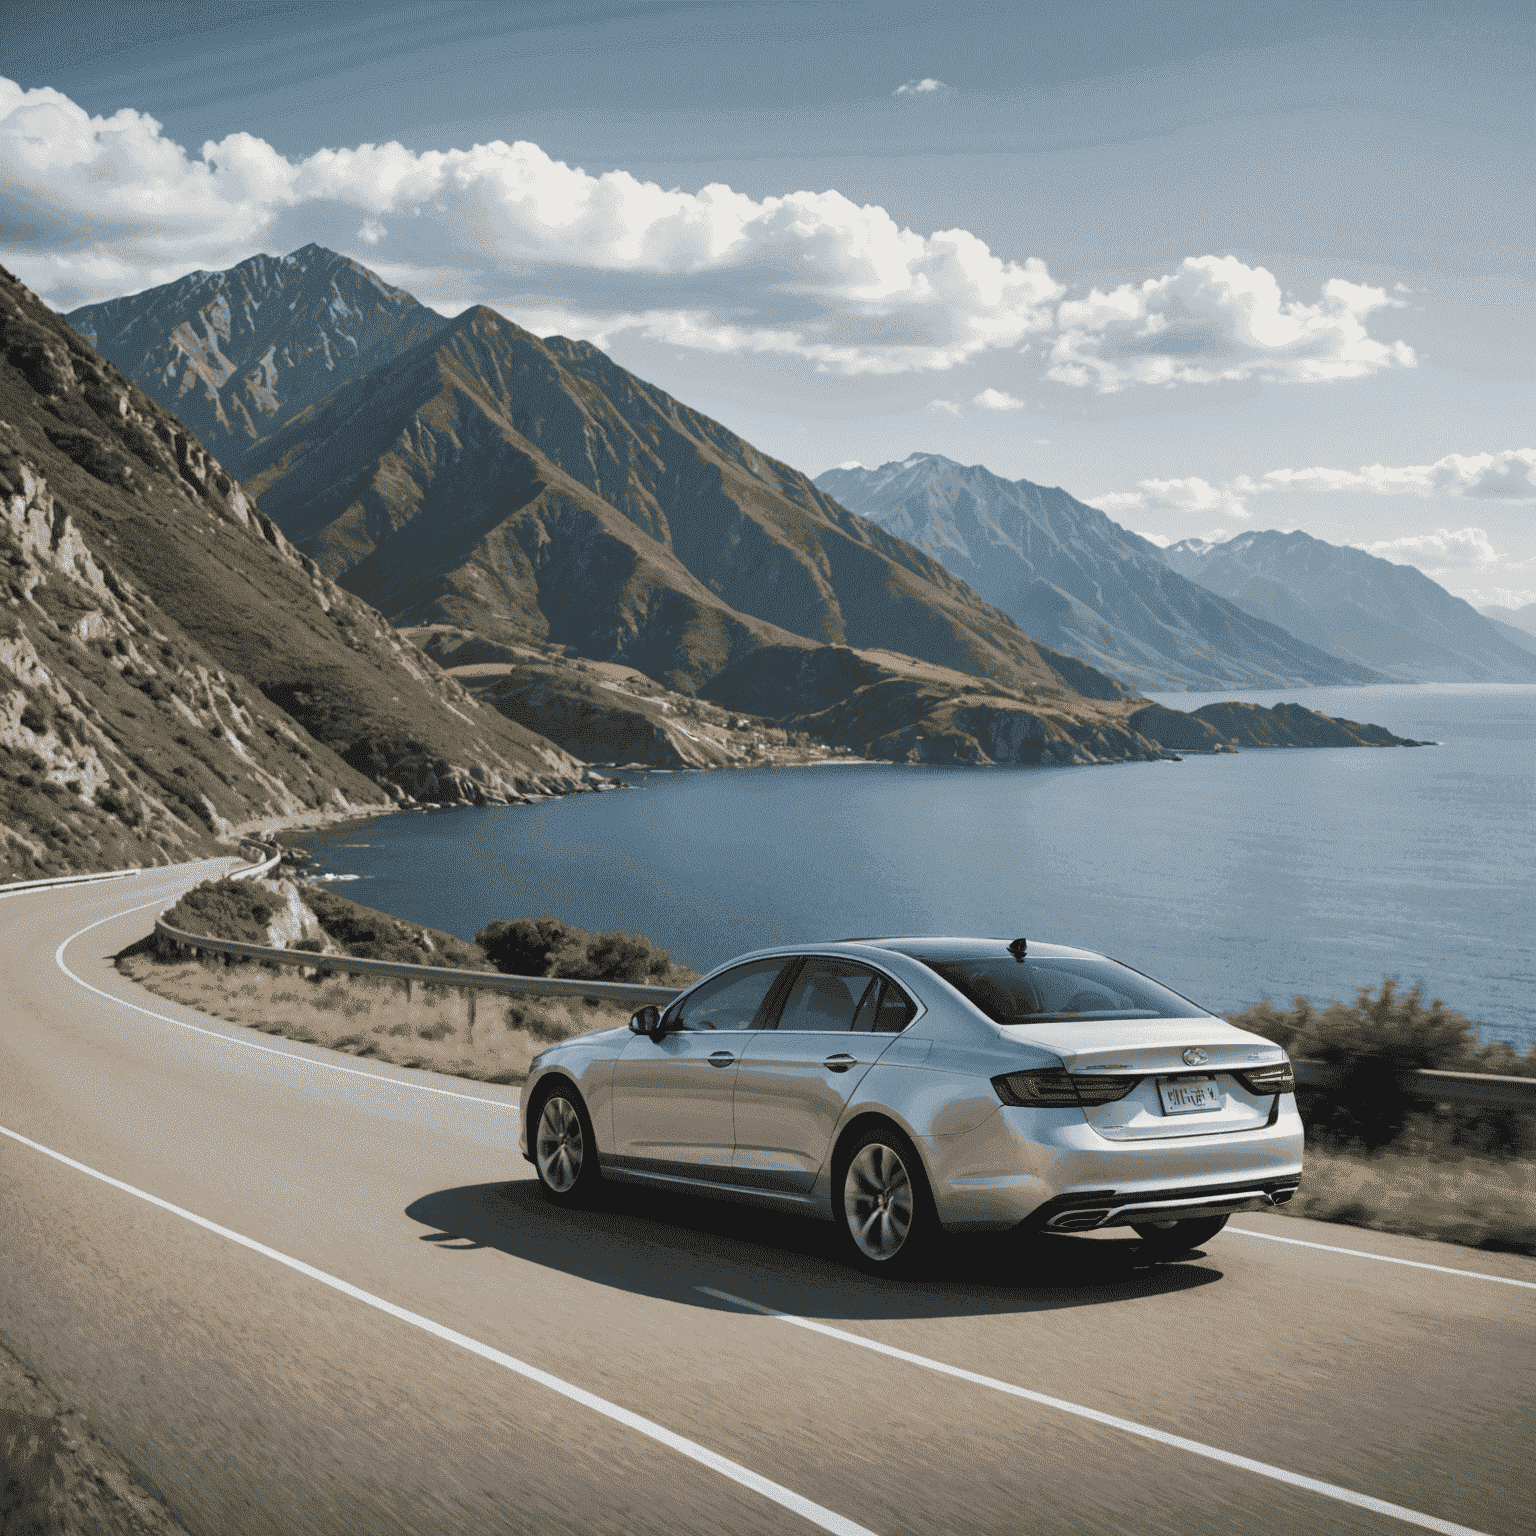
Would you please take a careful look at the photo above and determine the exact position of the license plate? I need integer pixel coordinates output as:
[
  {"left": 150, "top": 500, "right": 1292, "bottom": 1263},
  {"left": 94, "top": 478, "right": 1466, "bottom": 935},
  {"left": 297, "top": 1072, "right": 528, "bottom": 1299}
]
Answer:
[{"left": 1158, "top": 1075, "right": 1222, "bottom": 1115}]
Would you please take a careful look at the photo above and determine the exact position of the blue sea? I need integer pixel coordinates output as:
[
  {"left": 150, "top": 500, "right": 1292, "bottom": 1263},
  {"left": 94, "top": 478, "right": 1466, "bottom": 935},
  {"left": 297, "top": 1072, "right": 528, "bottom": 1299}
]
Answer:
[{"left": 297, "top": 684, "right": 1536, "bottom": 1052}]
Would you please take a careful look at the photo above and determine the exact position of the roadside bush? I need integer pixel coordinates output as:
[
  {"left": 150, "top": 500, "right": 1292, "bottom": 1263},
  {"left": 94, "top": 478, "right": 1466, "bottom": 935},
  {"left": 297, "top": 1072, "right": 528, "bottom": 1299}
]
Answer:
[
  {"left": 163, "top": 878, "right": 284, "bottom": 945},
  {"left": 299, "top": 886, "right": 491, "bottom": 971},
  {"left": 476, "top": 914, "right": 697, "bottom": 986},
  {"left": 1230, "top": 977, "right": 1536, "bottom": 1152}
]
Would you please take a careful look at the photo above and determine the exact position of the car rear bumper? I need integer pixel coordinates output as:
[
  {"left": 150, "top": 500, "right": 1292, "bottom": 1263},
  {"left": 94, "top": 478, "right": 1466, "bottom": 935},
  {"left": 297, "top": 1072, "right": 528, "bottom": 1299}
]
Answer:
[{"left": 922, "top": 1098, "right": 1305, "bottom": 1231}]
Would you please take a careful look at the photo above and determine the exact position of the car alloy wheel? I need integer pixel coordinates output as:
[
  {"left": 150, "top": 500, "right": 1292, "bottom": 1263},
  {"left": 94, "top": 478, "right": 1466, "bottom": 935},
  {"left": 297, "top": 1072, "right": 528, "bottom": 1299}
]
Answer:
[
  {"left": 836, "top": 1124, "right": 934, "bottom": 1275},
  {"left": 533, "top": 1086, "right": 599, "bottom": 1204},
  {"left": 845, "top": 1142, "right": 913, "bottom": 1261}
]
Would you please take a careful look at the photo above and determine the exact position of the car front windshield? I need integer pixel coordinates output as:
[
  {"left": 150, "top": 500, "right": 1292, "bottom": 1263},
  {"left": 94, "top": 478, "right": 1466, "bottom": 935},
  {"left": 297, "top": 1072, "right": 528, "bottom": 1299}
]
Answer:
[{"left": 921, "top": 956, "right": 1207, "bottom": 1023}]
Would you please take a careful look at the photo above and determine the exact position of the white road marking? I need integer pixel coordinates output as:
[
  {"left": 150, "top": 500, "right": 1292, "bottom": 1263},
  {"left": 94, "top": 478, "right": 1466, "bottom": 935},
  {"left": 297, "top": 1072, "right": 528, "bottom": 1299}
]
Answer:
[
  {"left": 698, "top": 1287, "right": 1492, "bottom": 1536},
  {"left": 1226, "top": 1226, "right": 1536, "bottom": 1288},
  {"left": 51, "top": 893, "right": 514, "bottom": 1109},
  {"left": 0, "top": 1124, "right": 877, "bottom": 1536}
]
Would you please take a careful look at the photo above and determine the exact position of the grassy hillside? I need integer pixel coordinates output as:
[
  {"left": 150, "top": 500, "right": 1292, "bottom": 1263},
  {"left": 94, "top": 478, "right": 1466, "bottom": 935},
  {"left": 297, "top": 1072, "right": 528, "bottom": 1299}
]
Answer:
[{"left": 2, "top": 263, "right": 586, "bottom": 877}]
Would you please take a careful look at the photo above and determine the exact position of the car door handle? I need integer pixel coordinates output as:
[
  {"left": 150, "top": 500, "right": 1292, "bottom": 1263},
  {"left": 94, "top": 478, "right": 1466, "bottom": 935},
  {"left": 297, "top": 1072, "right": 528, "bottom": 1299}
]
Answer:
[
  {"left": 708, "top": 1050, "right": 736, "bottom": 1068},
  {"left": 824, "top": 1053, "right": 857, "bottom": 1073}
]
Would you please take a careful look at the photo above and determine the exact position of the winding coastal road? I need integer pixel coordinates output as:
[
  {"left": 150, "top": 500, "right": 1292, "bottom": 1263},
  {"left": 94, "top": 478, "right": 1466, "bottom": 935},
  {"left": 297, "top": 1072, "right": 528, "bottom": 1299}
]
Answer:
[{"left": 2, "top": 863, "right": 1532, "bottom": 1536}]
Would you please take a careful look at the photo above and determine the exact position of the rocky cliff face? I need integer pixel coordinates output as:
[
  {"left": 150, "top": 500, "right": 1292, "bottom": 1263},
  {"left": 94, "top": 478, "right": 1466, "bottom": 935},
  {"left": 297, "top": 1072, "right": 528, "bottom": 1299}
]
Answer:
[
  {"left": 67, "top": 245, "right": 445, "bottom": 473},
  {"left": 1164, "top": 530, "right": 1536, "bottom": 684},
  {"left": 1, "top": 263, "right": 584, "bottom": 876},
  {"left": 817, "top": 454, "right": 1383, "bottom": 693}
]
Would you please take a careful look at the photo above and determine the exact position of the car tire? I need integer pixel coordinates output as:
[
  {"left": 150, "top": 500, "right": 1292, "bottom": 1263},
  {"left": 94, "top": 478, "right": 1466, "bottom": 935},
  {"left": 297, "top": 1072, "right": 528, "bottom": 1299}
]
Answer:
[
  {"left": 833, "top": 1123, "right": 937, "bottom": 1278},
  {"left": 1131, "top": 1214, "right": 1229, "bottom": 1257},
  {"left": 531, "top": 1081, "right": 602, "bottom": 1207}
]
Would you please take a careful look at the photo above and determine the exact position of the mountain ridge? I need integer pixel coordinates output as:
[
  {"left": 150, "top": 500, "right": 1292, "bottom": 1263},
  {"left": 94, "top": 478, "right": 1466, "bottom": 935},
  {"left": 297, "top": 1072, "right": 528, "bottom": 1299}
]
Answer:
[
  {"left": 1165, "top": 529, "right": 1536, "bottom": 684},
  {"left": 67, "top": 245, "right": 447, "bottom": 474},
  {"left": 814, "top": 453, "right": 1383, "bottom": 692}
]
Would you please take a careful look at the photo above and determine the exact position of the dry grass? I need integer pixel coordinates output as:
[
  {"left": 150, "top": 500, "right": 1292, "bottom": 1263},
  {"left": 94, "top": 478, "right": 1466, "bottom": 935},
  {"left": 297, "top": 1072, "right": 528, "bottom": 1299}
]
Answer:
[
  {"left": 118, "top": 950, "right": 627, "bottom": 1085},
  {"left": 1281, "top": 1143, "right": 1536, "bottom": 1255}
]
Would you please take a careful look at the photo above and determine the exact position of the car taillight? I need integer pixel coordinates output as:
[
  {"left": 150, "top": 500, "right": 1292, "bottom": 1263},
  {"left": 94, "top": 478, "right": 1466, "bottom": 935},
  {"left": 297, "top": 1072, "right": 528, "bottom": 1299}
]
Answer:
[
  {"left": 1233, "top": 1060, "right": 1295, "bottom": 1095},
  {"left": 992, "top": 1069, "right": 1139, "bottom": 1107}
]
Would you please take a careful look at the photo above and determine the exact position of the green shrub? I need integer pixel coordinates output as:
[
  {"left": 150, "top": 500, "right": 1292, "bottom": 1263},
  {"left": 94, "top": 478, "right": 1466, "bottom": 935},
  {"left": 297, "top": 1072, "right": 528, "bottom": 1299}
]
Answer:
[
  {"left": 300, "top": 885, "right": 490, "bottom": 970},
  {"left": 164, "top": 877, "right": 284, "bottom": 944},
  {"left": 1230, "top": 977, "right": 1536, "bottom": 1152},
  {"left": 476, "top": 914, "right": 696, "bottom": 985}
]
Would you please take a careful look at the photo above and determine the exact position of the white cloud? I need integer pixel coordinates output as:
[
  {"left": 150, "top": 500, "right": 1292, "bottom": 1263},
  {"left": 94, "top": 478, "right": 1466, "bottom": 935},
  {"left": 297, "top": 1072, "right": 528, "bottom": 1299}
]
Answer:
[
  {"left": 1095, "top": 476, "right": 1257, "bottom": 520},
  {"left": 1095, "top": 447, "right": 1536, "bottom": 527},
  {"left": 973, "top": 387, "right": 1024, "bottom": 410},
  {"left": 893, "top": 78, "right": 951, "bottom": 98},
  {"left": 1263, "top": 448, "right": 1536, "bottom": 502},
  {"left": 0, "top": 78, "right": 1414, "bottom": 391},
  {"left": 1048, "top": 255, "right": 1415, "bottom": 393},
  {"left": 1471, "top": 586, "right": 1536, "bottom": 610},
  {"left": 926, "top": 398, "right": 962, "bottom": 415},
  {"left": 0, "top": 77, "right": 1061, "bottom": 376},
  {"left": 1362, "top": 527, "right": 1501, "bottom": 567}
]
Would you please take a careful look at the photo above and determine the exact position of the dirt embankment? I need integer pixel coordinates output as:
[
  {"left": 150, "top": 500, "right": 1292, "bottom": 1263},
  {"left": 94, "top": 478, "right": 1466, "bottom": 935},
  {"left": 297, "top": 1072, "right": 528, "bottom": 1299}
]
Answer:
[{"left": 0, "top": 1336, "right": 188, "bottom": 1534}]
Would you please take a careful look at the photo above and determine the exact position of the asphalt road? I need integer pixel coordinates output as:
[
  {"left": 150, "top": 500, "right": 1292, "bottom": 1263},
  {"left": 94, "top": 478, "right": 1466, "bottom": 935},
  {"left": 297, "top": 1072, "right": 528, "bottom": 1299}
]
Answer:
[{"left": 2, "top": 862, "right": 1532, "bottom": 1536}]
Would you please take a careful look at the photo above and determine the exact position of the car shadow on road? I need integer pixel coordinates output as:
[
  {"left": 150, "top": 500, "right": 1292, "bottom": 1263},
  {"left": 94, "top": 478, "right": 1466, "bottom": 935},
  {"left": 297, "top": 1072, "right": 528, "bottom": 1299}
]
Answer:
[{"left": 404, "top": 1175, "right": 1223, "bottom": 1322}]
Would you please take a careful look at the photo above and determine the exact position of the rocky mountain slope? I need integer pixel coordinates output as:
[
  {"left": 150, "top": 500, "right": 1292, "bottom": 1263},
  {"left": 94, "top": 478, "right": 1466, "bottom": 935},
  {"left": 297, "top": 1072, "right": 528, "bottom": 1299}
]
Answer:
[
  {"left": 1, "top": 264, "right": 583, "bottom": 877},
  {"left": 411, "top": 626, "right": 846, "bottom": 770},
  {"left": 1477, "top": 603, "right": 1536, "bottom": 657},
  {"left": 699, "top": 645, "right": 1171, "bottom": 766},
  {"left": 1127, "top": 701, "right": 1424, "bottom": 752},
  {"left": 67, "top": 246, "right": 445, "bottom": 474},
  {"left": 83, "top": 251, "right": 1126, "bottom": 706},
  {"left": 815, "top": 454, "right": 1381, "bottom": 693},
  {"left": 1165, "top": 531, "right": 1536, "bottom": 684}
]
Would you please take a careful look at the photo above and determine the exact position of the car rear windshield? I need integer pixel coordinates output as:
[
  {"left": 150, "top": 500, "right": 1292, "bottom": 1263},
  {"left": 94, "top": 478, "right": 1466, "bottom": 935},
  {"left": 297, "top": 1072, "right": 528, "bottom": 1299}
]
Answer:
[{"left": 920, "top": 956, "right": 1207, "bottom": 1023}]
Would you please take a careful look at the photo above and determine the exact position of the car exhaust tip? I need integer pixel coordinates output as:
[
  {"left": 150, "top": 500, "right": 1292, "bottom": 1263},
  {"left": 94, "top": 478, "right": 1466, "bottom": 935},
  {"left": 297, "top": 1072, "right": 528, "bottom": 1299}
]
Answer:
[{"left": 1047, "top": 1208, "right": 1112, "bottom": 1232}]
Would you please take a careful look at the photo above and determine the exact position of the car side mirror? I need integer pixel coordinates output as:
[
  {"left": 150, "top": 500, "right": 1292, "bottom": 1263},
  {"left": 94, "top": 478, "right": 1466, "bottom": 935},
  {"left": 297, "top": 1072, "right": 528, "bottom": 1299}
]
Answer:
[{"left": 630, "top": 1005, "right": 662, "bottom": 1039}]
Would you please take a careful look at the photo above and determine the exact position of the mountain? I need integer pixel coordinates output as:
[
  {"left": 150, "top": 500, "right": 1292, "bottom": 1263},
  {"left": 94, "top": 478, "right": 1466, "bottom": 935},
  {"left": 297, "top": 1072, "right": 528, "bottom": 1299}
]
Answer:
[
  {"left": 814, "top": 455, "right": 1381, "bottom": 692},
  {"left": 2, "top": 263, "right": 584, "bottom": 877},
  {"left": 66, "top": 245, "right": 446, "bottom": 474},
  {"left": 699, "top": 645, "right": 1170, "bottom": 766},
  {"left": 1478, "top": 603, "right": 1536, "bottom": 656},
  {"left": 1164, "top": 531, "right": 1536, "bottom": 684},
  {"left": 221, "top": 283, "right": 1123, "bottom": 702},
  {"left": 1127, "top": 701, "right": 1424, "bottom": 751}
]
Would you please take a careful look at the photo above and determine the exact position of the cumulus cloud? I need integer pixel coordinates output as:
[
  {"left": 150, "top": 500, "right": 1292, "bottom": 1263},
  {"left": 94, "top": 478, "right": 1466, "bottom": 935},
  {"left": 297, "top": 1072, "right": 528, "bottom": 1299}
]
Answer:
[
  {"left": 0, "top": 77, "right": 1062, "bottom": 376},
  {"left": 926, "top": 398, "right": 962, "bottom": 415},
  {"left": 0, "top": 78, "right": 1415, "bottom": 390},
  {"left": 1362, "top": 527, "right": 1501, "bottom": 567},
  {"left": 973, "top": 387, "right": 1024, "bottom": 410},
  {"left": 1095, "top": 447, "right": 1536, "bottom": 525},
  {"left": 1263, "top": 449, "right": 1536, "bottom": 501},
  {"left": 1048, "top": 255, "right": 1416, "bottom": 392},
  {"left": 1096, "top": 476, "right": 1257, "bottom": 520}
]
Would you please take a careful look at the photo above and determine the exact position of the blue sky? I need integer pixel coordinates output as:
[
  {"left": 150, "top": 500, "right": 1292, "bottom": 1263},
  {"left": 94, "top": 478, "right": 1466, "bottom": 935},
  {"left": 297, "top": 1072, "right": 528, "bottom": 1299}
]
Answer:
[{"left": 3, "top": 0, "right": 1531, "bottom": 604}]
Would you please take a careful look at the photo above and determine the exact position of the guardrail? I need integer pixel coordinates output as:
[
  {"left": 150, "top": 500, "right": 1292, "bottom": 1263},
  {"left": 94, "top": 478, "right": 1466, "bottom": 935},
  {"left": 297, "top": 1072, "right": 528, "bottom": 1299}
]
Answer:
[
  {"left": 152, "top": 914, "right": 683, "bottom": 1009},
  {"left": 0, "top": 865, "right": 145, "bottom": 895},
  {"left": 230, "top": 839, "right": 282, "bottom": 881},
  {"left": 1293, "top": 1058, "right": 1536, "bottom": 1109},
  {"left": 0, "top": 837, "right": 278, "bottom": 896},
  {"left": 145, "top": 866, "right": 1536, "bottom": 1099}
]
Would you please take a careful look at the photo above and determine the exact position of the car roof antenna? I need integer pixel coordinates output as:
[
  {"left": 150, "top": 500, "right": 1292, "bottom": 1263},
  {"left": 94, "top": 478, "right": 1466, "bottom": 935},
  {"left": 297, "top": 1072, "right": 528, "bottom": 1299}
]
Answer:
[{"left": 1008, "top": 937, "right": 1028, "bottom": 961}]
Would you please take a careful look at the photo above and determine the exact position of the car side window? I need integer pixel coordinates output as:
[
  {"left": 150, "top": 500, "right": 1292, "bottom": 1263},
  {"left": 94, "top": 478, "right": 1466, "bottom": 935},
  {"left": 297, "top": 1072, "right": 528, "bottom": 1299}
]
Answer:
[
  {"left": 871, "top": 980, "right": 917, "bottom": 1033},
  {"left": 673, "top": 960, "right": 787, "bottom": 1031},
  {"left": 774, "top": 959, "right": 882, "bottom": 1033}
]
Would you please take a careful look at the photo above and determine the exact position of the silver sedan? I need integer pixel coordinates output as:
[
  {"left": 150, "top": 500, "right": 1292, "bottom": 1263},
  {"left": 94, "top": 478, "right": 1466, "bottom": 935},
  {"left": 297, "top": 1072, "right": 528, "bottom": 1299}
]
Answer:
[{"left": 519, "top": 937, "right": 1304, "bottom": 1274}]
